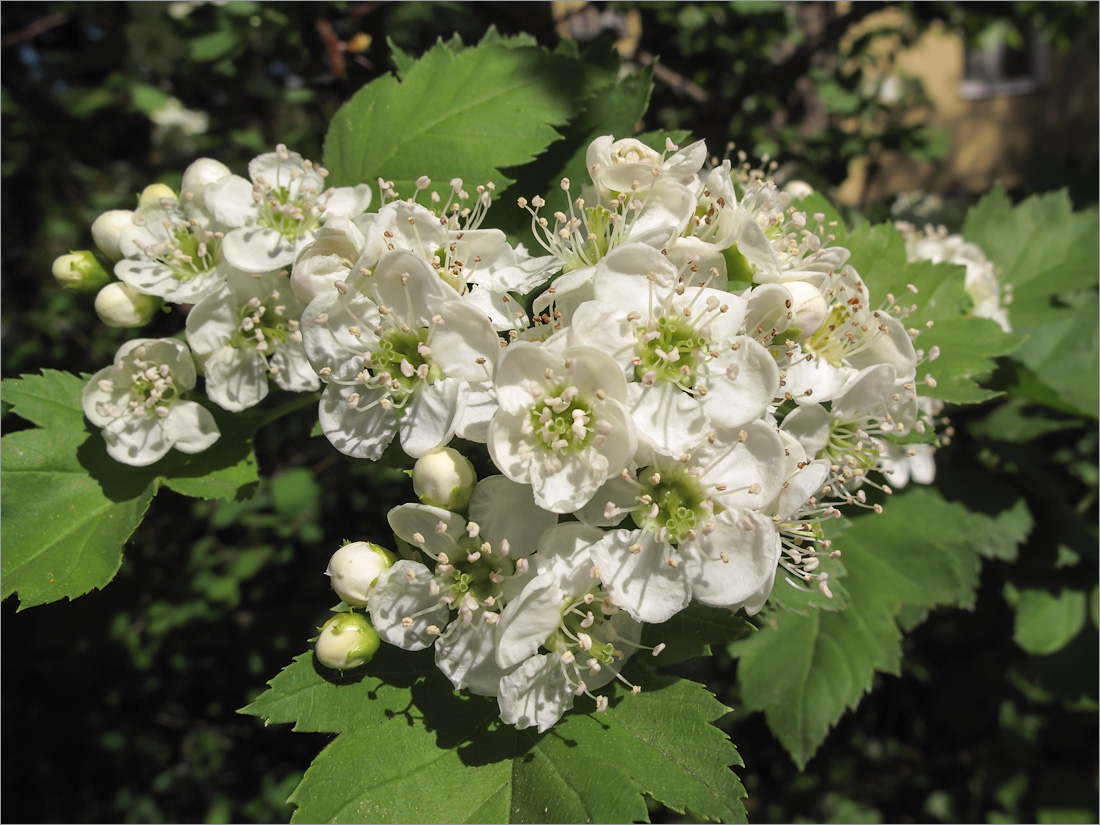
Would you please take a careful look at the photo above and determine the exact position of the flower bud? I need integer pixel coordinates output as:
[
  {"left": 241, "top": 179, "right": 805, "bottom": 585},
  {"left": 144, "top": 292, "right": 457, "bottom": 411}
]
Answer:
[
  {"left": 180, "top": 158, "right": 231, "bottom": 207},
  {"left": 138, "top": 183, "right": 178, "bottom": 206},
  {"left": 326, "top": 541, "right": 395, "bottom": 608},
  {"left": 412, "top": 447, "right": 477, "bottom": 511},
  {"left": 315, "top": 612, "right": 381, "bottom": 671},
  {"left": 94, "top": 282, "right": 162, "bottom": 328},
  {"left": 785, "top": 281, "right": 829, "bottom": 341},
  {"left": 91, "top": 209, "right": 135, "bottom": 262},
  {"left": 52, "top": 251, "right": 111, "bottom": 294},
  {"left": 782, "top": 180, "right": 815, "bottom": 201}
]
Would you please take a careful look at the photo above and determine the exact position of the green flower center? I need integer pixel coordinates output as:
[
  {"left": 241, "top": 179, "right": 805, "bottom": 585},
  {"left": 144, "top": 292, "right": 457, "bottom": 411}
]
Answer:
[
  {"left": 368, "top": 326, "right": 441, "bottom": 402},
  {"left": 231, "top": 297, "right": 292, "bottom": 353},
  {"left": 633, "top": 316, "right": 704, "bottom": 388},
  {"left": 545, "top": 591, "right": 618, "bottom": 666},
  {"left": 441, "top": 541, "right": 514, "bottom": 605},
  {"left": 529, "top": 385, "right": 594, "bottom": 452},
  {"left": 631, "top": 465, "right": 709, "bottom": 546},
  {"left": 257, "top": 185, "right": 324, "bottom": 242},
  {"left": 821, "top": 418, "right": 880, "bottom": 473}
]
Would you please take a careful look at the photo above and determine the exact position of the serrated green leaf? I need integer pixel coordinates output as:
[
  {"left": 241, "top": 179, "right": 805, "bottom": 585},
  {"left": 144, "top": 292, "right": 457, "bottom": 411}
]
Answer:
[
  {"left": 735, "top": 592, "right": 901, "bottom": 769},
  {"left": 324, "top": 43, "right": 595, "bottom": 198},
  {"left": 244, "top": 649, "right": 746, "bottom": 823},
  {"left": 963, "top": 186, "right": 1100, "bottom": 417},
  {"left": 1, "top": 372, "right": 266, "bottom": 608},
  {"left": 496, "top": 62, "right": 653, "bottom": 238},
  {"left": 735, "top": 486, "right": 1030, "bottom": 767},
  {"left": 386, "top": 36, "right": 416, "bottom": 77},
  {"left": 1013, "top": 589, "right": 1088, "bottom": 655},
  {"left": 1, "top": 427, "right": 156, "bottom": 609},
  {"left": 843, "top": 225, "right": 1019, "bottom": 405},
  {"left": 643, "top": 603, "right": 756, "bottom": 665},
  {"left": 1, "top": 370, "right": 89, "bottom": 429}
]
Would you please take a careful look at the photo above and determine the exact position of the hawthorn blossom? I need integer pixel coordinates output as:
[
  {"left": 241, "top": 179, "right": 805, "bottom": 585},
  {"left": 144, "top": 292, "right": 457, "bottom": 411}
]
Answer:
[
  {"left": 205, "top": 144, "right": 372, "bottom": 273},
  {"left": 495, "top": 523, "right": 646, "bottom": 732},
  {"left": 82, "top": 338, "right": 219, "bottom": 466},
  {"left": 486, "top": 343, "right": 637, "bottom": 513},
  {"left": 185, "top": 269, "right": 318, "bottom": 412},
  {"left": 568, "top": 242, "right": 779, "bottom": 456},
  {"left": 587, "top": 420, "right": 787, "bottom": 624},
  {"left": 301, "top": 249, "right": 500, "bottom": 459}
]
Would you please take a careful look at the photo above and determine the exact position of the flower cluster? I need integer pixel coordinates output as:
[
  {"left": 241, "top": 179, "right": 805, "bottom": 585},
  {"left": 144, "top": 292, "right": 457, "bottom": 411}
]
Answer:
[
  {"left": 76, "top": 146, "right": 368, "bottom": 461},
  {"left": 307, "top": 136, "right": 940, "bottom": 731}
]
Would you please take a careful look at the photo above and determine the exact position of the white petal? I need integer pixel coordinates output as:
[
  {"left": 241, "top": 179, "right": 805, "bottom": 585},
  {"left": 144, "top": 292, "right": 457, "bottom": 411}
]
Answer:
[
  {"left": 322, "top": 184, "right": 373, "bottom": 220},
  {"left": 164, "top": 401, "right": 220, "bottom": 454},
  {"left": 269, "top": 341, "right": 321, "bottom": 393},
  {"left": 204, "top": 174, "right": 257, "bottom": 228},
  {"left": 701, "top": 337, "right": 780, "bottom": 429},
  {"left": 221, "top": 226, "right": 302, "bottom": 273},
  {"left": 627, "top": 381, "right": 709, "bottom": 457},
  {"left": 400, "top": 378, "right": 462, "bottom": 458},
  {"left": 387, "top": 503, "right": 465, "bottom": 558},
  {"left": 453, "top": 385, "right": 497, "bottom": 444},
  {"left": 496, "top": 572, "right": 565, "bottom": 669},
  {"left": 203, "top": 346, "right": 269, "bottom": 412},
  {"left": 318, "top": 383, "right": 398, "bottom": 460},
  {"left": 686, "top": 509, "right": 781, "bottom": 610},
  {"left": 780, "top": 404, "right": 832, "bottom": 459},
  {"left": 367, "top": 560, "right": 449, "bottom": 651},
  {"left": 497, "top": 653, "right": 574, "bottom": 733},
  {"left": 103, "top": 416, "right": 172, "bottom": 466},
  {"left": 469, "top": 475, "right": 559, "bottom": 558},
  {"left": 591, "top": 529, "right": 692, "bottom": 624},
  {"left": 185, "top": 284, "right": 236, "bottom": 355},
  {"left": 435, "top": 621, "right": 510, "bottom": 696}
]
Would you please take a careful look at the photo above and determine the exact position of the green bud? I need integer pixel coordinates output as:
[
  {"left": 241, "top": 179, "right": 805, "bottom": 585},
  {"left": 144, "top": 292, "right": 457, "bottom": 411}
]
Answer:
[
  {"left": 412, "top": 446, "right": 478, "bottom": 512},
  {"left": 326, "top": 541, "right": 396, "bottom": 608},
  {"left": 94, "top": 282, "right": 162, "bottom": 328},
  {"left": 315, "top": 612, "right": 381, "bottom": 671},
  {"left": 52, "top": 251, "right": 111, "bottom": 294}
]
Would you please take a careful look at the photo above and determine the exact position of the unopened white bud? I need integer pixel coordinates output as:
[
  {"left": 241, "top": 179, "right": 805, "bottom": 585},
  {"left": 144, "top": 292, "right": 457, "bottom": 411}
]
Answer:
[
  {"left": 94, "top": 282, "right": 161, "bottom": 328},
  {"left": 138, "top": 183, "right": 178, "bottom": 206},
  {"left": 91, "top": 209, "right": 135, "bottom": 262},
  {"left": 326, "top": 541, "right": 396, "bottom": 608},
  {"left": 180, "top": 158, "right": 232, "bottom": 207},
  {"left": 412, "top": 446, "right": 477, "bottom": 512},
  {"left": 314, "top": 612, "right": 381, "bottom": 671},
  {"left": 52, "top": 251, "right": 111, "bottom": 294}
]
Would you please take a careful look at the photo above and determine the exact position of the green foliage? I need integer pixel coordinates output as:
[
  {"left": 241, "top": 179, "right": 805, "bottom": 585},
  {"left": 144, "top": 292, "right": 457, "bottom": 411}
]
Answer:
[
  {"left": 1, "top": 370, "right": 263, "bottom": 609},
  {"left": 841, "top": 223, "right": 1022, "bottom": 404},
  {"left": 324, "top": 40, "right": 599, "bottom": 197},
  {"left": 963, "top": 186, "right": 1100, "bottom": 418},
  {"left": 243, "top": 649, "right": 747, "bottom": 824},
  {"left": 1013, "top": 589, "right": 1089, "bottom": 656},
  {"left": 734, "top": 487, "right": 1033, "bottom": 768}
]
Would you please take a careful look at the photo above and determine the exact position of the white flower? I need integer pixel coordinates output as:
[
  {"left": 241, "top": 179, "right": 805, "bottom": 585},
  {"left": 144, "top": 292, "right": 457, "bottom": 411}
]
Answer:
[
  {"left": 487, "top": 343, "right": 637, "bottom": 513},
  {"left": 368, "top": 481, "right": 557, "bottom": 695},
  {"left": 781, "top": 266, "right": 917, "bottom": 404},
  {"left": 115, "top": 191, "right": 230, "bottom": 305},
  {"left": 568, "top": 242, "right": 779, "bottom": 456},
  {"left": 205, "top": 144, "right": 372, "bottom": 273},
  {"left": 82, "top": 338, "right": 219, "bottom": 466},
  {"left": 301, "top": 249, "right": 500, "bottom": 459},
  {"left": 495, "top": 523, "right": 644, "bottom": 732},
  {"left": 588, "top": 420, "right": 786, "bottom": 623},
  {"left": 186, "top": 269, "right": 319, "bottom": 412}
]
